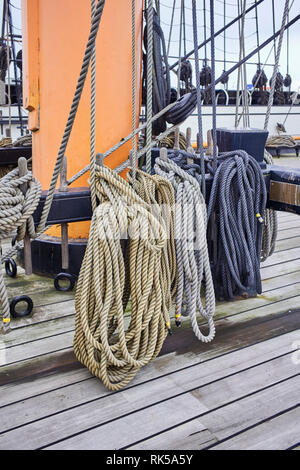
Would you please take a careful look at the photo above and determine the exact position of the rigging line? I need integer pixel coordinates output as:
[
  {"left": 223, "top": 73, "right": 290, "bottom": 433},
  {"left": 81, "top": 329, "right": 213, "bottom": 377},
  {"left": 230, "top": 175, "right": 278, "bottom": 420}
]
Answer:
[
  {"left": 90, "top": 0, "right": 97, "bottom": 212},
  {"left": 210, "top": 0, "right": 217, "bottom": 168},
  {"left": 167, "top": 0, "right": 176, "bottom": 58},
  {"left": 203, "top": 0, "right": 207, "bottom": 64},
  {"left": 182, "top": 0, "right": 187, "bottom": 57},
  {"left": 240, "top": 0, "right": 250, "bottom": 128},
  {"left": 223, "top": 0, "right": 226, "bottom": 74},
  {"left": 169, "top": 0, "right": 265, "bottom": 72},
  {"left": 67, "top": 12, "right": 300, "bottom": 188},
  {"left": 264, "top": 0, "right": 290, "bottom": 131},
  {"left": 177, "top": 0, "right": 183, "bottom": 98},
  {"left": 287, "top": 9, "right": 289, "bottom": 76},
  {"left": 272, "top": 0, "right": 276, "bottom": 60},
  {"left": 145, "top": 0, "right": 153, "bottom": 174},
  {"left": 7, "top": 1, "right": 21, "bottom": 11},
  {"left": 131, "top": 0, "right": 137, "bottom": 184},
  {"left": 5, "top": 0, "right": 11, "bottom": 136},
  {"left": 236, "top": 42, "right": 275, "bottom": 127},
  {"left": 192, "top": 0, "right": 206, "bottom": 197},
  {"left": 255, "top": 0, "right": 260, "bottom": 65}
]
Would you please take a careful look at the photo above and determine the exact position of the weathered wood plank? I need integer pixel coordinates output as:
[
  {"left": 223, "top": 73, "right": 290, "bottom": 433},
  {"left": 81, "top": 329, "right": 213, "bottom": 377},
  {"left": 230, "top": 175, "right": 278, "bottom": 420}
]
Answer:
[
  {"left": 7, "top": 298, "right": 75, "bottom": 330},
  {"left": 3, "top": 281, "right": 299, "bottom": 368},
  {"left": 261, "top": 247, "right": 300, "bottom": 267},
  {"left": 129, "top": 376, "right": 299, "bottom": 450},
  {"left": 1, "top": 306, "right": 299, "bottom": 409},
  {"left": 1, "top": 312, "right": 75, "bottom": 349},
  {"left": 2, "top": 268, "right": 298, "bottom": 353},
  {"left": 276, "top": 229, "right": 300, "bottom": 241},
  {"left": 274, "top": 236, "right": 300, "bottom": 252},
  {"left": 261, "top": 258, "right": 300, "bottom": 278},
  {"left": 40, "top": 353, "right": 297, "bottom": 450},
  {"left": 211, "top": 406, "right": 300, "bottom": 450},
  {"left": 0, "top": 328, "right": 297, "bottom": 434}
]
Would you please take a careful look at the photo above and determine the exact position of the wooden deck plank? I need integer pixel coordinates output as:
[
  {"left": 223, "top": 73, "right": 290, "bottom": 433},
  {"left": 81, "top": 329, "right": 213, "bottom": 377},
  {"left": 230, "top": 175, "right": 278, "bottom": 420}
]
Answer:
[
  {"left": 261, "top": 247, "right": 300, "bottom": 267},
  {"left": 2, "top": 268, "right": 299, "bottom": 353},
  {"left": 2, "top": 280, "right": 300, "bottom": 369},
  {"left": 274, "top": 236, "right": 300, "bottom": 252},
  {"left": 1, "top": 306, "right": 299, "bottom": 409},
  {"left": 276, "top": 229, "right": 300, "bottom": 241},
  {"left": 129, "top": 376, "right": 299, "bottom": 450},
  {"left": 211, "top": 407, "right": 300, "bottom": 450},
  {"left": 0, "top": 328, "right": 297, "bottom": 434},
  {"left": 40, "top": 353, "right": 297, "bottom": 450}
]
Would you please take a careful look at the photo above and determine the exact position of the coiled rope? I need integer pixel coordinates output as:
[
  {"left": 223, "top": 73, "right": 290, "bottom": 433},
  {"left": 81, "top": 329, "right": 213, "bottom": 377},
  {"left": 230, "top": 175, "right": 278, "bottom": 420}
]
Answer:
[
  {"left": 266, "top": 134, "right": 296, "bottom": 148},
  {"left": 207, "top": 150, "right": 267, "bottom": 300},
  {"left": 155, "top": 155, "right": 216, "bottom": 343},
  {"left": 0, "top": 168, "right": 41, "bottom": 325},
  {"left": 73, "top": 165, "right": 174, "bottom": 391}
]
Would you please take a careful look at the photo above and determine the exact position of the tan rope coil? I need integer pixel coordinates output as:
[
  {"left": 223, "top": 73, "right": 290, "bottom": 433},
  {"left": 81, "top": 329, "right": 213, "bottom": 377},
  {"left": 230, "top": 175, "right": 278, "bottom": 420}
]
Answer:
[
  {"left": 0, "top": 167, "right": 41, "bottom": 326},
  {"left": 159, "top": 131, "right": 187, "bottom": 150},
  {"left": 266, "top": 134, "right": 296, "bottom": 148},
  {"left": 73, "top": 165, "right": 175, "bottom": 391}
]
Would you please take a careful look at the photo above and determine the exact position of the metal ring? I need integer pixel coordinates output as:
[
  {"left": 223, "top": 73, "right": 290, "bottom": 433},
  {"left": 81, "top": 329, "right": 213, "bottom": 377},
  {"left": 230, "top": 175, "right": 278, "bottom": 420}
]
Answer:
[
  {"left": 5, "top": 258, "right": 17, "bottom": 278},
  {"left": 10, "top": 295, "right": 33, "bottom": 318},
  {"left": 54, "top": 273, "right": 76, "bottom": 292}
]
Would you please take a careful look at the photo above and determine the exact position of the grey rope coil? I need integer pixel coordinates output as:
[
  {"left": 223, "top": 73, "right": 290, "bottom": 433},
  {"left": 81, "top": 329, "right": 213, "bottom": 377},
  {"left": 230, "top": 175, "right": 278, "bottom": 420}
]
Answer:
[
  {"left": 207, "top": 150, "right": 267, "bottom": 300},
  {"left": 154, "top": 156, "right": 216, "bottom": 343}
]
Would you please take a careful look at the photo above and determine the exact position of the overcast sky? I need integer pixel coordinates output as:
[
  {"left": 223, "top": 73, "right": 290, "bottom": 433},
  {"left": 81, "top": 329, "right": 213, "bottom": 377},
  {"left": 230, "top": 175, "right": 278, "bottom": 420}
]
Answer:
[
  {"left": 161, "top": 0, "right": 300, "bottom": 91},
  {"left": 5, "top": 0, "right": 300, "bottom": 92}
]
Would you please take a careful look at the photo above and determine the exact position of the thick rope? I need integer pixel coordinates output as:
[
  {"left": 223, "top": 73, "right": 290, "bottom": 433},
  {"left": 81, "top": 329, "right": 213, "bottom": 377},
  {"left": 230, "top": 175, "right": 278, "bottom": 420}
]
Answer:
[
  {"left": 207, "top": 150, "right": 267, "bottom": 300},
  {"left": 73, "top": 165, "right": 173, "bottom": 391},
  {"left": 90, "top": 0, "right": 97, "bottom": 212},
  {"left": 145, "top": 1, "right": 154, "bottom": 174},
  {"left": 261, "top": 149, "right": 278, "bottom": 262},
  {"left": 131, "top": 0, "right": 138, "bottom": 184},
  {"left": 266, "top": 134, "right": 296, "bottom": 148},
  {"left": 0, "top": 168, "right": 41, "bottom": 327},
  {"left": 36, "top": 0, "right": 106, "bottom": 234},
  {"left": 192, "top": 0, "right": 206, "bottom": 197},
  {"left": 155, "top": 156, "right": 216, "bottom": 343}
]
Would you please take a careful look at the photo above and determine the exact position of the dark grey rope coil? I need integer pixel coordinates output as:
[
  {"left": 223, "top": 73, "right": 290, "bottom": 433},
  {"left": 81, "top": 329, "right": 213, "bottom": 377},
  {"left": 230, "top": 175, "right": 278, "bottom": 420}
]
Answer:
[{"left": 207, "top": 150, "right": 267, "bottom": 300}]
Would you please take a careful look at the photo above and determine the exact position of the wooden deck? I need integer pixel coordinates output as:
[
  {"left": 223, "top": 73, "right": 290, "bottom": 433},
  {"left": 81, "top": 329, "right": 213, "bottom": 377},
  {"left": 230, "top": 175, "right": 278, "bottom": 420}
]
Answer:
[{"left": 0, "top": 156, "right": 300, "bottom": 450}]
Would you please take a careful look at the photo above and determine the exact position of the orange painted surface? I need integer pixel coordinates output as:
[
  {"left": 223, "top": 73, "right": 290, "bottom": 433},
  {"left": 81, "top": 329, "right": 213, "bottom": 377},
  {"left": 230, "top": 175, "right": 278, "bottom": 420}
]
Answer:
[{"left": 22, "top": 0, "right": 143, "bottom": 238}]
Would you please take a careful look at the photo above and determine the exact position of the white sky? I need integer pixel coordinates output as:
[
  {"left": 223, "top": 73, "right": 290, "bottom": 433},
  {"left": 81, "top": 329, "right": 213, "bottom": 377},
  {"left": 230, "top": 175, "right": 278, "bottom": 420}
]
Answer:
[
  {"left": 5, "top": 0, "right": 300, "bottom": 92},
  {"left": 161, "top": 0, "right": 300, "bottom": 92}
]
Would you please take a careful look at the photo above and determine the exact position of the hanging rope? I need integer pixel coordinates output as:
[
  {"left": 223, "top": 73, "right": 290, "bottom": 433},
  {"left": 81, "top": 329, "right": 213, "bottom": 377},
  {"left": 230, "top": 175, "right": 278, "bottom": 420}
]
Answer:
[
  {"left": 207, "top": 150, "right": 267, "bottom": 300},
  {"left": 145, "top": 1, "right": 154, "bottom": 173},
  {"left": 192, "top": 0, "right": 206, "bottom": 197},
  {"left": 264, "top": 0, "right": 290, "bottom": 130},
  {"left": 210, "top": 0, "right": 217, "bottom": 168},
  {"left": 73, "top": 165, "right": 174, "bottom": 391},
  {"left": 131, "top": 0, "right": 138, "bottom": 184},
  {"left": 261, "top": 150, "right": 278, "bottom": 262},
  {"left": 90, "top": 0, "right": 97, "bottom": 211},
  {"left": 155, "top": 154, "right": 216, "bottom": 343}
]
